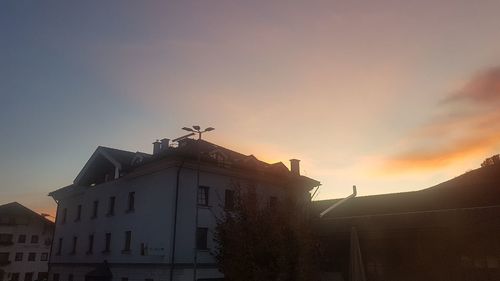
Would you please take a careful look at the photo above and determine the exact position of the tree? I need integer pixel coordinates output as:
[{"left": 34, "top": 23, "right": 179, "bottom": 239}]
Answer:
[{"left": 213, "top": 184, "right": 318, "bottom": 281}]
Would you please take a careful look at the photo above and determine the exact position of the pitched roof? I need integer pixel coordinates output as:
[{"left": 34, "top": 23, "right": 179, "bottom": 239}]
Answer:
[
  {"left": 73, "top": 146, "right": 152, "bottom": 185},
  {"left": 99, "top": 146, "right": 151, "bottom": 167},
  {"left": 0, "top": 202, "right": 54, "bottom": 224},
  {"left": 313, "top": 163, "right": 500, "bottom": 219},
  {"left": 158, "top": 139, "right": 320, "bottom": 187},
  {"left": 50, "top": 139, "right": 320, "bottom": 199}
]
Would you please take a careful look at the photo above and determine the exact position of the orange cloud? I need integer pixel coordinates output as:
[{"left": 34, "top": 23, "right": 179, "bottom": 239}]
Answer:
[
  {"left": 383, "top": 66, "right": 500, "bottom": 173},
  {"left": 385, "top": 131, "right": 500, "bottom": 172}
]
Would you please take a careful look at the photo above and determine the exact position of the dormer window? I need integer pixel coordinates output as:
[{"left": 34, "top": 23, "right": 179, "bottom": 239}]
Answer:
[
  {"left": 74, "top": 148, "right": 124, "bottom": 187},
  {"left": 209, "top": 151, "right": 228, "bottom": 167}
]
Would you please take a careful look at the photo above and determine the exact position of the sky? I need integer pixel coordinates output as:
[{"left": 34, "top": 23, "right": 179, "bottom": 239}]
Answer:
[{"left": 2, "top": 1, "right": 500, "bottom": 216}]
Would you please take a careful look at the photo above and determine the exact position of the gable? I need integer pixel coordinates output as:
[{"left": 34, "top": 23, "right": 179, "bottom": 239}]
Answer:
[{"left": 74, "top": 147, "right": 123, "bottom": 186}]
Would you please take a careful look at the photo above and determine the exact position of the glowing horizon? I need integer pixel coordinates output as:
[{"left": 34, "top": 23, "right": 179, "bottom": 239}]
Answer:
[{"left": 2, "top": 1, "right": 500, "bottom": 216}]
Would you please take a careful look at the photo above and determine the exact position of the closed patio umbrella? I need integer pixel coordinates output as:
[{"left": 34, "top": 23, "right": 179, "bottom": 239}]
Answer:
[{"left": 350, "top": 227, "right": 366, "bottom": 281}]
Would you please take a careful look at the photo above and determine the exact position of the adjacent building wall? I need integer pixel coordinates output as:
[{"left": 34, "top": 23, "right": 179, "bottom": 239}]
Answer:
[
  {"left": 49, "top": 161, "right": 295, "bottom": 281},
  {"left": 0, "top": 203, "right": 54, "bottom": 281}
]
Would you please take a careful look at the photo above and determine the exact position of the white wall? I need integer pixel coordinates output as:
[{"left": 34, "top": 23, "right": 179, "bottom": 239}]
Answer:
[
  {"left": 0, "top": 217, "right": 53, "bottom": 281},
  {"left": 51, "top": 168, "right": 178, "bottom": 265},
  {"left": 50, "top": 161, "right": 300, "bottom": 281}
]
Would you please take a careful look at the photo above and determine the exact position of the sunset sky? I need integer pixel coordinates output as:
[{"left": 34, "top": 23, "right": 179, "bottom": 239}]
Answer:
[{"left": 2, "top": 1, "right": 500, "bottom": 216}]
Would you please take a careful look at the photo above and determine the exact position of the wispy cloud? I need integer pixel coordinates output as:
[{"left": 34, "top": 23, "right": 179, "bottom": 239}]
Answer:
[
  {"left": 383, "top": 66, "right": 500, "bottom": 173},
  {"left": 443, "top": 66, "right": 500, "bottom": 104}
]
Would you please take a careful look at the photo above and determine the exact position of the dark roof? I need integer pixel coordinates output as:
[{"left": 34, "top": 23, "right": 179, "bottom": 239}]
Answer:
[
  {"left": 96, "top": 146, "right": 153, "bottom": 169},
  {"left": 313, "top": 163, "right": 500, "bottom": 219},
  {"left": 48, "top": 184, "right": 77, "bottom": 199},
  {"left": 0, "top": 202, "right": 54, "bottom": 225},
  {"left": 155, "top": 139, "right": 320, "bottom": 187},
  {"left": 50, "top": 139, "right": 320, "bottom": 199},
  {"left": 98, "top": 146, "right": 152, "bottom": 170}
]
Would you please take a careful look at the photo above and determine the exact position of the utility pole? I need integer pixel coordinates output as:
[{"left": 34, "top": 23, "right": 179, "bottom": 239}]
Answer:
[{"left": 182, "top": 126, "right": 215, "bottom": 281}]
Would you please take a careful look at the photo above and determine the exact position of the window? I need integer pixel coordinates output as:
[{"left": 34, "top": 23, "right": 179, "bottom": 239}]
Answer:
[
  {"left": 91, "top": 201, "right": 98, "bottom": 219},
  {"left": 11, "top": 273, "right": 20, "bottom": 281},
  {"left": 41, "top": 253, "right": 48, "bottom": 261},
  {"left": 210, "top": 152, "right": 226, "bottom": 167},
  {"left": 61, "top": 208, "right": 67, "bottom": 224},
  {"left": 30, "top": 235, "right": 39, "bottom": 244},
  {"left": 197, "top": 186, "right": 209, "bottom": 206},
  {"left": 269, "top": 196, "right": 278, "bottom": 209},
  {"left": 123, "top": 231, "right": 131, "bottom": 252},
  {"left": 24, "top": 272, "right": 34, "bottom": 281},
  {"left": 87, "top": 235, "right": 94, "bottom": 254},
  {"left": 37, "top": 272, "right": 48, "bottom": 281},
  {"left": 56, "top": 238, "right": 62, "bottom": 255},
  {"left": 0, "top": 216, "right": 8, "bottom": 224},
  {"left": 196, "top": 227, "right": 208, "bottom": 250},
  {"left": 75, "top": 205, "right": 82, "bottom": 221},
  {"left": 53, "top": 273, "right": 60, "bottom": 281},
  {"left": 0, "top": 252, "right": 9, "bottom": 264},
  {"left": 71, "top": 237, "right": 77, "bottom": 254},
  {"left": 68, "top": 274, "right": 73, "bottom": 281},
  {"left": 0, "top": 233, "right": 13, "bottom": 245},
  {"left": 225, "top": 190, "right": 235, "bottom": 210},
  {"left": 103, "top": 233, "right": 111, "bottom": 253},
  {"left": 28, "top": 253, "right": 36, "bottom": 261},
  {"left": 15, "top": 252, "right": 23, "bottom": 261},
  {"left": 127, "top": 192, "right": 135, "bottom": 212},
  {"left": 107, "top": 197, "right": 115, "bottom": 216},
  {"left": 17, "top": 234, "right": 26, "bottom": 243}
]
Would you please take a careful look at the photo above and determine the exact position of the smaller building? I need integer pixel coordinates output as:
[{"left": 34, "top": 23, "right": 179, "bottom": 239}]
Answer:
[{"left": 0, "top": 202, "right": 55, "bottom": 281}]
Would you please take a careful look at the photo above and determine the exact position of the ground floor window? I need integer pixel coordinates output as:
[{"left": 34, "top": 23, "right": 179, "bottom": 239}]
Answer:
[
  {"left": 24, "top": 272, "right": 33, "bottom": 281},
  {"left": 10, "top": 273, "right": 20, "bottom": 281},
  {"left": 196, "top": 227, "right": 208, "bottom": 250}
]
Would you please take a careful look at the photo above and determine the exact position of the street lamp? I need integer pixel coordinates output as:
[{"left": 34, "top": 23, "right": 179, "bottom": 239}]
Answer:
[
  {"left": 182, "top": 126, "right": 215, "bottom": 140},
  {"left": 182, "top": 126, "right": 214, "bottom": 281}
]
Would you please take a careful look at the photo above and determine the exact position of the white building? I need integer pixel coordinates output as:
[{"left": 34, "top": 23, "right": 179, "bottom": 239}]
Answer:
[
  {"left": 48, "top": 138, "right": 320, "bottom": 281},
  {"left": 0, "top": 202, "right": 54, "bottom": 281}
]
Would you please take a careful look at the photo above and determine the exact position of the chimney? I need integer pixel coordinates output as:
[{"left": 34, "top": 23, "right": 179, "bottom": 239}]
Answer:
[
  {"left": 160, "top": 138, "right": 170, "bottom": 152},
  {"left": 290, "top": 159, "right": 300, "bottom": 175},
  {"left": 152, "top": 140, "right": 161, "bottom": 155}
]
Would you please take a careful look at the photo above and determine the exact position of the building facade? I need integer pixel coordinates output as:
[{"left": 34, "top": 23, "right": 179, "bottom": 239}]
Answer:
[
  {"left": 314, "top": 162, "right": 500, "bottom": 281},
  {"left": 48, "top": 138, "right": 319, "bottom": 281},
  {"left": 0, "top": 202, "right": 54, "bottom": 281}
]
